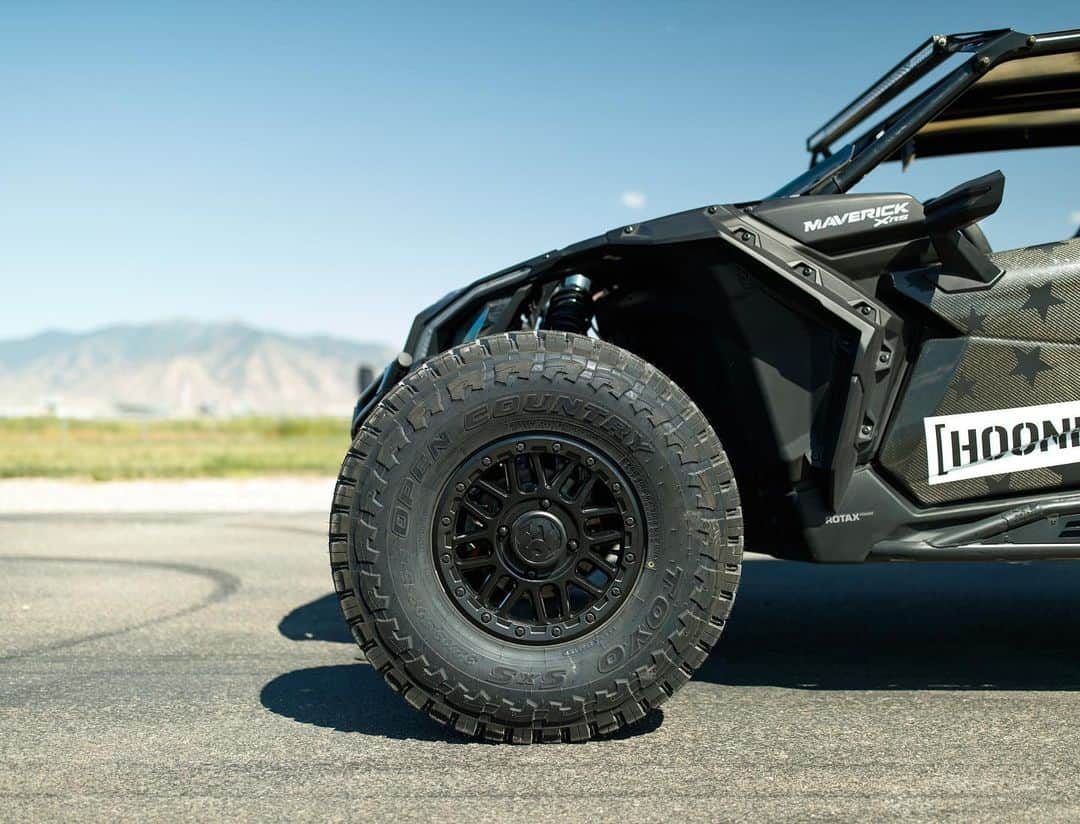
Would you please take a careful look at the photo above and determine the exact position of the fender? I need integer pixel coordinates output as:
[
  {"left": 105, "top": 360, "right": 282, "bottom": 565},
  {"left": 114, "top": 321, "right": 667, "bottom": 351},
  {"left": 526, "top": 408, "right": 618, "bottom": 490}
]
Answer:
[{"left": 355, "top": 202, "right": 905, "bottom": 512}]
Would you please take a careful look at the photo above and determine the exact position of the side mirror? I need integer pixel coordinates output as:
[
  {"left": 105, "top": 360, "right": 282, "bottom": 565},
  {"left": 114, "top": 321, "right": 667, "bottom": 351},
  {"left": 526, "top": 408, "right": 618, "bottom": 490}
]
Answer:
[
  {"left": 923, "top": 170, "right": 1004, "bottom": 235},
  {"left": 924, "top": 171, "right": 1005, "bottom": 286}
]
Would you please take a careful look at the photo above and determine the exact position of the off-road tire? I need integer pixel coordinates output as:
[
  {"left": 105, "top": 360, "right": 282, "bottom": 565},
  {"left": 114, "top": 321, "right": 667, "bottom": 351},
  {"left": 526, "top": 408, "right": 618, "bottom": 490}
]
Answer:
[{"left": 328, "top": 331, "right": 742, "bottom": 743}]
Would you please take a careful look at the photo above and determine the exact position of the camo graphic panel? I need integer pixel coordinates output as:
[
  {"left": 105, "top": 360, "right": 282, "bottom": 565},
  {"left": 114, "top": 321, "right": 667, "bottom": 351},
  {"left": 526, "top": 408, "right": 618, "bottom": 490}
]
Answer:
[
  {"left": 880, "top": 337, "right": 1080, "bottom": 505},
  {"left": 893, "top": 239, "right": 1080, "bottom": 343}
]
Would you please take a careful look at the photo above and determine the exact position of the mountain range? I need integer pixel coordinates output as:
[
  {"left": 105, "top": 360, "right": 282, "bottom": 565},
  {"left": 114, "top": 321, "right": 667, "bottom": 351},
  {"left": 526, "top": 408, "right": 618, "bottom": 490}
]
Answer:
[{"left": 0, "top": 321, "right": 395, "bottom": 417}]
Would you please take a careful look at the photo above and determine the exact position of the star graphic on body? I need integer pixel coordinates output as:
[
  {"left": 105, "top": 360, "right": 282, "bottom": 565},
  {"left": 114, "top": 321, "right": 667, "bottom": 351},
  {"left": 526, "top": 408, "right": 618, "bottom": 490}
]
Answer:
[
  {"left": 964, "top": 307, "right": 988, "bottom": 334},
  {"left": 1010, "top": 346, "right": 1053, "bottom": 387},
  {"left": 1021, "top": 282, "right": 1066, "bottom": 322},
  {"left": 985, "top": 474, "right": 1012, "bottom": 495},
  {"left": 952, "top": 373, "right": 977, "bottom": 400}
]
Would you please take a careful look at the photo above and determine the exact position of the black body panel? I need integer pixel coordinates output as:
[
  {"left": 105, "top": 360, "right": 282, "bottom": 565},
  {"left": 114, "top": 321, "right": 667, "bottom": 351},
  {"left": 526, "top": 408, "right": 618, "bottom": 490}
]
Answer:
[{"left": 752, "top": 193, "right": 925, "bottom": 256}]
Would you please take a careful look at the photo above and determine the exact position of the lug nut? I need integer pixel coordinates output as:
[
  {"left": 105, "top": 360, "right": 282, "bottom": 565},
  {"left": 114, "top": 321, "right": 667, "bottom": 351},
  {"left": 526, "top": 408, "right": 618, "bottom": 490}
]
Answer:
[
  {"left": 456, "top": 482, "right": 466, "bottom": 492},
  {"left": 541, "top": 499, "right": 550, "bottom": 509},
  {"left": 552, "top": 443, "right": 561, "bottom": 452},
  {"left": 551, "top": 627, "right": 562, "bottom": 637},
  {"left": 441, "top": 554, "right": 451, "bottom": 564},
  {"left": 516, "top": 442, "right": 525, "bottom": 453},
  {"left": 482, "top": 457, "right": 492, "bottom": 466},
  {"left": 481, "top": 612, "right": 492, "bottom": 623},
  {"left": 586, "top": 457, "right": 595, "bottom": 466},
  {"left": 515, "top": 626, "right": 526, "bottom": 637},
  {"left": 498, "top": 525, "right": 509, "bottom": 536},
  {"left": 455, "top": 587, "right": 465, "bottom": 597},
  {"left": 612, "top": 483, "right": 621, "bottom": 493},
  {"left": 625, "top": 553, "right": 636, "bottom": 563},
  {"left": 585, "top": 613, "right": 596, "bottom": 623},
  {"left": 568, "top": 539, "right": 578, "bottom": 551},
  {"left": 441, "top": 516, "right": 451, "bottom": 526},
  {"left": 625, "top": 516, "right": 635, "bottom": 526},
  {"left": 611, "top": 587, "right": 621, "bottom": 597}
]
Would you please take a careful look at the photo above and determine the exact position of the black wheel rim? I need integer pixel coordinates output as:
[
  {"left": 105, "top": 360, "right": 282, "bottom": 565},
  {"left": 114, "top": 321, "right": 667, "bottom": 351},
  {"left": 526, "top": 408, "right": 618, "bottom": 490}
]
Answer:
[{"left": 433, "top": 434, "right": 646, "bottom": 645}]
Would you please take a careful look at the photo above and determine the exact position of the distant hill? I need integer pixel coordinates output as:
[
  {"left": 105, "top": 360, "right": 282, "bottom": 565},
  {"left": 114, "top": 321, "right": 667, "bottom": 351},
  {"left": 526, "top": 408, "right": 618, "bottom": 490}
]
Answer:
[{"left": 0, "top": 321, "right": 395, "bottom": 417}]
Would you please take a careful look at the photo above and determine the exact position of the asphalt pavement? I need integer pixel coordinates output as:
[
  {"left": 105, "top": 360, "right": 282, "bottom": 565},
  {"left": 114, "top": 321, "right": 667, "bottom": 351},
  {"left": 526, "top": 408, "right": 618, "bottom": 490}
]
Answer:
[{"left": 4, "top": 511, "right": 1080, "bottom": 822}]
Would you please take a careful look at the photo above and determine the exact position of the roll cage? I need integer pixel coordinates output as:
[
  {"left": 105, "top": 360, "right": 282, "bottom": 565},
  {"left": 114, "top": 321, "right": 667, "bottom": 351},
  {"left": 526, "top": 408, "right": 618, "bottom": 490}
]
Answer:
[{"left": 780, "top": 27, "right": 1080, "bottom": 197}]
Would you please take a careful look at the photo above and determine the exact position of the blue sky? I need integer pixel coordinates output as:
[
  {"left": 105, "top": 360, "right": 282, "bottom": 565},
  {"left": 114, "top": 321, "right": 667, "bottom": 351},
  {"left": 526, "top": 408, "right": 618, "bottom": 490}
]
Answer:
[{"left": 3, "top": 1, "right": 1077, "bottom": 347}]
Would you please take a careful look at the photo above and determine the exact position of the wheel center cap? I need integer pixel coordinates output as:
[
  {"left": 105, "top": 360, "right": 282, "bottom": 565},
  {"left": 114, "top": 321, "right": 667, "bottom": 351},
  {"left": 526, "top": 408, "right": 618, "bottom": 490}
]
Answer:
[{"left": 510, "top": 510, "right": 567, "bottom": 567}]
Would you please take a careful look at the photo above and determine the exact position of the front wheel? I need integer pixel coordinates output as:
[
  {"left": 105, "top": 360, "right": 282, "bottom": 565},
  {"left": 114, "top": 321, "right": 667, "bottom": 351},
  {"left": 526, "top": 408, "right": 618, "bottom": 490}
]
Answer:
[{"left": 328, "top": 331, "right": 742, "bottom": 743}]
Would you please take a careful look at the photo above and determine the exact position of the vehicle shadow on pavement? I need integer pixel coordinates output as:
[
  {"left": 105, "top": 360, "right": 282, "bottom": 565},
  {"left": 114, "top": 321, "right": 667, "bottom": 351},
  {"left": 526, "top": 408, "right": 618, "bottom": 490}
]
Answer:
[
  {"left": 260, "top": 664, "right": 467, "bottom": 741},
  {"left": 698, "top": 557, "right": 1080, "bottom": 690},
  {"left": 277, "top": 593, "right": 353, "bottom": 644},
  {"left": 264, "top": 556, "right": 1080, "bottom": 740},
  {"left": 267, "top": 595, "right": 665, "bottom": 742}
]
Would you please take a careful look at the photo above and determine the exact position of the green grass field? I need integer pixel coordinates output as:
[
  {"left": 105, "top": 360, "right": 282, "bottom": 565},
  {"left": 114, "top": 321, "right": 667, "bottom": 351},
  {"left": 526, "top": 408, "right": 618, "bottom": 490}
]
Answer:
[{"left": 0, "top": 417, "right": 351, "bottom": 480}]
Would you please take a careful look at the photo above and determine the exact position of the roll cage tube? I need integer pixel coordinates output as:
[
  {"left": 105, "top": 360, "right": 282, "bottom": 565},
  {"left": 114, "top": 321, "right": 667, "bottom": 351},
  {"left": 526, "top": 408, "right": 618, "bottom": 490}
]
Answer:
[
  {"left": 782, "top": 28, "right": 1080, "bottom": 197},
  {"left": 833, "top": 30, "right": 1034, "bottom": 193},
  {"left": 805, "top": 33, "right": 963, "bottom": 159}
]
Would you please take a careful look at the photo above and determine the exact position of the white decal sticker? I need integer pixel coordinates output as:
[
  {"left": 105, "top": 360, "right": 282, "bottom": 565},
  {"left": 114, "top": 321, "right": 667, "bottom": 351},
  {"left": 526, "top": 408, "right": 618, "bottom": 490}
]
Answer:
[
  {"left": 825, "top": 511, "right": 874, "bottom": 525},
  {"left": 803, "top": 201, "right": 910, "bottom": 233},
  {"left": 925, "top": 400, "right": 1080, "bottom": 486}
]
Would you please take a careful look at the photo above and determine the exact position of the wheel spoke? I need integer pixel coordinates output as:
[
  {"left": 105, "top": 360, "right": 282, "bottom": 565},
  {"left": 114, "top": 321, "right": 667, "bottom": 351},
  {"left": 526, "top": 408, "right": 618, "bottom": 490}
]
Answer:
[
  {"left": 452, "top": 528, "right": 489, "bottom": 547},
  {"left": 478, "top": 572, "right": 503, "bottom": 604},
  {"left": 474, "top": 478, "right": 509, "bottom": 501},
  {"left": 531, "top": 586, "right": 549, "bottom": 621},
  {"left": 460, "top": 499, "right": 492, "bottom": 524},
  {"left": 572, "top": 575, "right": 604, "bottom": 598},
  {"left": 587, "top": 529, "right": 623, "bottom": 545},
  {"left": 529, "top": 453, "right": 547, "bottom": 489},
  {"left": 550, "top": 458, "right": 577, "bottom": 496},
  {"left": 559, "top": 582, "right": 573, "bottom": 616},
  {"left": 582, "top": 505, "right": 619, "bottom": 518},
  {"left": 455, "top": 554, "right": 494, "bottom": 570},
  {"left": 586, "top": 555, "right": 617, "bottom": 578},
  {"left": 573, "top": 474, "right": 598, "bottom": 503},
  {"left": 496, "top": 580, "right": 522, "bottom": 614},
  {"left": 504, "top": 460, "right": 521, "bottom": 495}
]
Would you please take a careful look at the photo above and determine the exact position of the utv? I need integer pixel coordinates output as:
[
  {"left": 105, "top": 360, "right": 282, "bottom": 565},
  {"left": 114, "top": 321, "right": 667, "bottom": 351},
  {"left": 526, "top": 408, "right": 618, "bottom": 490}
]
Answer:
[{"left": 329, "top": 28, "right": 1080, "bottom": 742}]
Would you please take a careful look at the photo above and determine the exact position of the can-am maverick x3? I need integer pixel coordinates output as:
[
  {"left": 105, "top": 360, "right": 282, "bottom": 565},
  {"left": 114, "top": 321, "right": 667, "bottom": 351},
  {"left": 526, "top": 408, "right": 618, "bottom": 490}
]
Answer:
[{"left": 329, "top": 27, "right": 1080, "bottom": 742}]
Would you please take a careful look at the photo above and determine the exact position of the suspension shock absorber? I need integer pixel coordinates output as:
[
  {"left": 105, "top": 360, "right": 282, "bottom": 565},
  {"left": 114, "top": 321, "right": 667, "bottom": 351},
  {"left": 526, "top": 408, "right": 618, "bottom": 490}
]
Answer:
[{"left": 542, "top": 275, "right": 594, "bottom": 334}]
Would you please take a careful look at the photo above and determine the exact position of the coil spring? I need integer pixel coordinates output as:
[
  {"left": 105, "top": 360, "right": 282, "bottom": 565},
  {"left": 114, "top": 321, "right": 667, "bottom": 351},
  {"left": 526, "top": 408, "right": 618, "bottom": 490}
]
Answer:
[{"left": 543, "top": 275, "right": 593, "bottom": 334}]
